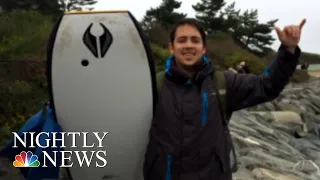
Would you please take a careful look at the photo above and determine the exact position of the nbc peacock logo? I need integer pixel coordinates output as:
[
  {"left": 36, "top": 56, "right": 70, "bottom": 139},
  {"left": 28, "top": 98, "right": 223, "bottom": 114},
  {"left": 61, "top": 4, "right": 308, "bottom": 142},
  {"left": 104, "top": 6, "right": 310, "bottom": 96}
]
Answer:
[{"left": 13, "top": 151, "right": 40, "bottom": 167}]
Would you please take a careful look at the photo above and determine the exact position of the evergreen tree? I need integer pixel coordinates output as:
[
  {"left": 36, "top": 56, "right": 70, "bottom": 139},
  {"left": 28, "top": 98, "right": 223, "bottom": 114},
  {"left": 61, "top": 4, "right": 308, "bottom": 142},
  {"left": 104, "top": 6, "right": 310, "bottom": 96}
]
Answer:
[
  {"left": 0, "top": 0, "right": 63, "bottom": 16},
  {"left": 192, "top": 0, "right": 226, "bottom": 34},
  {"left": 233, "top": 9, "right": 278, "bottom": 56},
  {"left": 141, "top": 0, "right": 186, "bottom": 31},
  {"left": 220, "top": 2, "right": 241, "bottom": 33},
  {"left": 0, "top": 0, "right": 97, "bottom": 16},
  {"left": 219, "top": 2, "right": 277, "bottom": 56},
  {"left": 59, "top": 0, "right": 97, "bottom": 11}
]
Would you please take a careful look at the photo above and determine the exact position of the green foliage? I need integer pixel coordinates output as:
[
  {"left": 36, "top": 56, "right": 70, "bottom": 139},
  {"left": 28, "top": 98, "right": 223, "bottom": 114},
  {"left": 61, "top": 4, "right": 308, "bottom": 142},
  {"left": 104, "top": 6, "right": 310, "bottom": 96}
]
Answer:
[
  {"left": 0, "top": 126, "right": 12, "bottom": 145},
  {"left": 150, "top": 43, "right": 171, "bottom": 72},
  {"left": 0, "top": 11, "right": 50, "bottom": 143},
  {"left": 264, "top": 50, "right": 320, "bottom": 65},
  {"left": 193, "top": 0, "right": 277, "bottom": 57},
  {"left": 0, "top": 0, "right": 63, "bottom": 17},
  {"left": 60, "top": 0, "right": 98, "bottom": 11},
  {"left": 299, "top": 52, "right": 320, "bottom": 64},
  {"left": 192, "top": 0, "right": 226, "bottom": 34},
  {"left": 0, "top": 79, "right": 48, "bottom": 136},
  {"left": 207, "top": 31, "right": 229, "bottom": 40},
  {"left": 222, "top": 51, "right": 266, "bottom": 73},
  {"left": 141, "top": 0, "right": 186, "bottom": 31},
  {"left": 229, "top": 8, "right": 277, "bottom": 56},
  {"left": 0, "top": 10, "right": 53, "bottom": 60},
  {"left": 147, "top": 25, "right": 170, "bottom": 47},
  {"left": 0, "top": 0, "right": 97, "bottom": 16},
  {"left": 220, "top": 2, "right": 240, "bottom": 32}
]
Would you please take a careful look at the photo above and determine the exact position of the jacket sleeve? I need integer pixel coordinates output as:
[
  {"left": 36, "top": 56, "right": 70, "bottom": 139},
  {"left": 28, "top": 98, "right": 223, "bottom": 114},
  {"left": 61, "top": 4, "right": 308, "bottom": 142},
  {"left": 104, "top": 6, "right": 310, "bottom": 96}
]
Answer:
[{"left": 224, "top": 44, "right": 301, "bottom": 112}]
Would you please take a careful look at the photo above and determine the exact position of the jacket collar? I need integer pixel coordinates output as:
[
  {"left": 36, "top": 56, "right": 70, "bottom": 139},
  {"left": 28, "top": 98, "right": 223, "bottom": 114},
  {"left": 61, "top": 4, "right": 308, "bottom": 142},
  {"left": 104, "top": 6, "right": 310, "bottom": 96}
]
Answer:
[{"left": 164, "top": 55, "right": 214, "bottom": 85}]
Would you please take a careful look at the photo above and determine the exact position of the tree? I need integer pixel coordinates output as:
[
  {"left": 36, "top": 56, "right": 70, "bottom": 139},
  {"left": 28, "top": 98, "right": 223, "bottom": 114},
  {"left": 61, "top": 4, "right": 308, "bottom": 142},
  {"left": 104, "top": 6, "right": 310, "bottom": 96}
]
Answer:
[
  {"left": 141, "top": 0, "right": 186, "bottom": 31},
  {"left": 219, "top": 2, "right": 241, "bottom": 33},
  {"left": 59, "top": 0, "right": 97, "bottom": 11},
  {"left": 0, "top": 0, "right": 63, "bottom": 16},
  {"left": 232, "top": 9, "right": 278, "bottom": 56},
  {"left": 192, "top": 0, "right": 226, "bottom": 34},
  {"left": 219, "top": 2, "right": 277, "bottom": 56},
  {"left": 0, "top": 10, "right": 53, "bottom": 60},
  {"left": 0, "top": 0, "right": 97, "bottom": 17}
]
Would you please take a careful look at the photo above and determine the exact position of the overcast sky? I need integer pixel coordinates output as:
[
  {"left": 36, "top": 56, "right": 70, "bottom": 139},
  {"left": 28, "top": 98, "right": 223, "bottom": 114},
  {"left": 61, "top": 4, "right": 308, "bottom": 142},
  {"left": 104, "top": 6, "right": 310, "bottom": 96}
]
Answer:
[{"left": 94, "top": 0, "right": 319, "bottom": 54}]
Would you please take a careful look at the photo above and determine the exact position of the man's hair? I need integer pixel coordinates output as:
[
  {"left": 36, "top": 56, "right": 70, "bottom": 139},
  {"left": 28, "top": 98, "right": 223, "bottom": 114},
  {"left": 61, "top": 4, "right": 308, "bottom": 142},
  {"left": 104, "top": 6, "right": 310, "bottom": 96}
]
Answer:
[{"left": 170, "top": 18, "right": 207, "bottom": 46}]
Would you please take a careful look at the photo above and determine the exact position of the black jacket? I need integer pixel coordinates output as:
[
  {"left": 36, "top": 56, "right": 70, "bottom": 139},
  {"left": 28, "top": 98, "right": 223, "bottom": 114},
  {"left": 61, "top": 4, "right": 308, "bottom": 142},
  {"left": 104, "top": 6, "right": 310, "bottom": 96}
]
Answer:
[{"left": 143, "top": 44, "right": 301, "bottom": 180}]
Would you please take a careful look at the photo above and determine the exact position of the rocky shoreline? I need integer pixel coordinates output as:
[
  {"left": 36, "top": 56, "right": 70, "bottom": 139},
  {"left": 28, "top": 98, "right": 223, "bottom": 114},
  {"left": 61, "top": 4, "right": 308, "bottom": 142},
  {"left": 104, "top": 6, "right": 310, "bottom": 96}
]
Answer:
[
  {"left": 233, "top": 78, "right": 320, "bottom": 180},
  {"left": 0, "top": 78, "right": 319, "bottom": 180}
]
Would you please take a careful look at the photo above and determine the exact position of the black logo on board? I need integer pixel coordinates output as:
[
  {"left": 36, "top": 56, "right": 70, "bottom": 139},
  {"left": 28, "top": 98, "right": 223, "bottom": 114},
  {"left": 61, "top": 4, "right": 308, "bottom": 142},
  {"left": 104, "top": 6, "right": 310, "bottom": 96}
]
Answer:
[{"left": 82, "top": 23, "right": 113, "bottom": 58}]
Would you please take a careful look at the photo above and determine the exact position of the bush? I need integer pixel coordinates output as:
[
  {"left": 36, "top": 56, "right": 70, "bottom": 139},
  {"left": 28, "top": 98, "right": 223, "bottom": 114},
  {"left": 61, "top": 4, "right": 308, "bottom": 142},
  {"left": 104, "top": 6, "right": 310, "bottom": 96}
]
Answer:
[
  {"left": 150, "top": 43, "right": 171, "bottom": 72},
  {"left": 222, "top": 51, "right": 266, "bottom": 74},
  {"left": 0, "top": 78, "right": 48, "bottom": 136},
  {"left": 290, "top": 70, "right": 310, "bottom": 83},
  {"left": 207, "top": 31, "right": 229, "bottom": 41},
  {"left": 0, "top": 10, "right": 53, "bottom": 60},
  {"left": 0, "top": 10, "right": 53, "bottom": 144},
  {"left": 150, "top": 41, "right": 267, "bottom": 74}
]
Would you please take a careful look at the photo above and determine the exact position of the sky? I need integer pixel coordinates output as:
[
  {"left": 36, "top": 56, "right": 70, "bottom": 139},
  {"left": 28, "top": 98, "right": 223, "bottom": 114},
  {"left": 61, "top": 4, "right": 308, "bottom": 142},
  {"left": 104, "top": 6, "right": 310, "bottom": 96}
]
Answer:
[{"left": 93, "top": 0, "right": 320, "bottom": 54}]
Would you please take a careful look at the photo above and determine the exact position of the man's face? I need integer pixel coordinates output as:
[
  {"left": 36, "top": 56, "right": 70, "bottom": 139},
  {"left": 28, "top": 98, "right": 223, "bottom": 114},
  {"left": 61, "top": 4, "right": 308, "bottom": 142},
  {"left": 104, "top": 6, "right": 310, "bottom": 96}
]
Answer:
[{"left": 169, "top": 24, "right": 206, "bottom": 67}]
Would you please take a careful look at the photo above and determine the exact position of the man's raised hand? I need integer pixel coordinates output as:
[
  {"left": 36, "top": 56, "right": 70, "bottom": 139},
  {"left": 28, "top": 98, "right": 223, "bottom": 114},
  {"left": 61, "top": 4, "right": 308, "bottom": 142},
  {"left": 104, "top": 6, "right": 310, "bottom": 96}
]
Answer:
[{"left": 274, "top": 19, "right": 306, "bottom": 49}]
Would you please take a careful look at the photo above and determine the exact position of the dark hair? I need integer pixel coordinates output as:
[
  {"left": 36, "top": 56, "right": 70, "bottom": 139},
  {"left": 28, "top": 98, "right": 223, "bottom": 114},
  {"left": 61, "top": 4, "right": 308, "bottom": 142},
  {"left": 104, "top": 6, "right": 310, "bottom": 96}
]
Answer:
[{"left": 170, "top": 18, "right": 207, "bottom": 46}]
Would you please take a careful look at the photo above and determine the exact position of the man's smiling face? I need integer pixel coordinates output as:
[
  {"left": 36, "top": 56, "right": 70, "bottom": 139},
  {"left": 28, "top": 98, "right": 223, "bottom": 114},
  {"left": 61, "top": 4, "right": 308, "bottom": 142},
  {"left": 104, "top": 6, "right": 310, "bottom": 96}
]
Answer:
[{"left": 169, "top": 24, "right": 206, "bottom": 67}]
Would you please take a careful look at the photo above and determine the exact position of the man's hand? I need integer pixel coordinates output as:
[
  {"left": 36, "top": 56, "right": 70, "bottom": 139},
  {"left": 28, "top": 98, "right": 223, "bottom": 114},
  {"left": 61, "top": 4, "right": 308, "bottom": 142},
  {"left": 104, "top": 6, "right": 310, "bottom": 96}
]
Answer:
[{"left": 274, "top": 19, "right": 306, "bottom": 53}]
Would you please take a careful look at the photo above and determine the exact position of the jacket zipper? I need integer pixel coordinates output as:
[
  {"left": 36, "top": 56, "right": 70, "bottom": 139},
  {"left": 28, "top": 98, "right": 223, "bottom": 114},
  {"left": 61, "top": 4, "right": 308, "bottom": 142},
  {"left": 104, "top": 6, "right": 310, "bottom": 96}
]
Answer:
[{"left": 202, "top": 92, "right": 208, "bottom": 126}]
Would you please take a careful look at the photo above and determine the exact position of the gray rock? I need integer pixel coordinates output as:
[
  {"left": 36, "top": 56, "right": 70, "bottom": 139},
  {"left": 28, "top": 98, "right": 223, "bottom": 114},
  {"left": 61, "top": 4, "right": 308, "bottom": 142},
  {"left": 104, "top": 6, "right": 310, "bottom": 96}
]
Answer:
[
  {"left": 0, "top": 157, "right": 23, "bottom": 180},
  {"left": 293, "top": 160, "right": 320, "bottom": 174},
  {"left": 232, "top": 168, "right": 255, "bottom": 180},
  {"left": 252, "top": 168, "right": 305, "bottom": 180},
  {"left": 229, "top": 79, "right": 320, "bottom": 180},
  {"left": 264, "top": 102, "right": 276, "bottom": 111},
  {"left": 277, "top": 99, "right": 306, "bottom": 115}
]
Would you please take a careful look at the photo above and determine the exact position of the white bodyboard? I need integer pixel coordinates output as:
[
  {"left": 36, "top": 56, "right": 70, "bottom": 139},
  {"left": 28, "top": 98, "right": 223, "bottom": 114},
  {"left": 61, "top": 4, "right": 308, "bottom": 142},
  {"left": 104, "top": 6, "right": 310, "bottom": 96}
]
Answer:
[{"left": 46, "top": 10, "right": 156, "bottom": 180}]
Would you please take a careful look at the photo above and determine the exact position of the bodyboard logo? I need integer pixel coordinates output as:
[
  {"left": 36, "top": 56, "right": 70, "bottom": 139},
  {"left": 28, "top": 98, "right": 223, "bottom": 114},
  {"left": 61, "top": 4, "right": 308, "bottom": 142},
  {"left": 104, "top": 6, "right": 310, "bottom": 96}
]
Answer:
[{"left": 83, "top": 23, "right": 113, "bottom": 58}]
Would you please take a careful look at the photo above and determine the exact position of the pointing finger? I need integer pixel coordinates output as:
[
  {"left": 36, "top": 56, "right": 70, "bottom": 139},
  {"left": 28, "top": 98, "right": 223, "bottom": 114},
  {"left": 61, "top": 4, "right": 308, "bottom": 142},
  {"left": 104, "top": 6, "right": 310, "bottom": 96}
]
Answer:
[{"left": 299, "top": 18, "right": 306, "bottom": 29}]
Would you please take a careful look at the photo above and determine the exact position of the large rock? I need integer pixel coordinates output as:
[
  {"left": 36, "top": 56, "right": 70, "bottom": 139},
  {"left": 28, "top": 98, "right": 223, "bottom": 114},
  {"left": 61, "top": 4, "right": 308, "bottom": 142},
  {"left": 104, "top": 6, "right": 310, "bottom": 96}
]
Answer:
[
  {"left": 232, "top": 79, "right": 320, "bottom": 180},
  {"left": 252, "top": 168, "right": 305, "bottom": 180}
]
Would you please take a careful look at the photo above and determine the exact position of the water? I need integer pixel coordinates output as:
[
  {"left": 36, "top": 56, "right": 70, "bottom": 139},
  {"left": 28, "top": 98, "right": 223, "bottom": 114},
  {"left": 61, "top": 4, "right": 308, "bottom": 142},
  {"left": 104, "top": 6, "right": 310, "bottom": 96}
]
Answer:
[
  {"left": 297, "top": 64, "right": 320, "bottom": 70},
  {"left": 308, "top": 64, "right": 320, "bottom": 71}
]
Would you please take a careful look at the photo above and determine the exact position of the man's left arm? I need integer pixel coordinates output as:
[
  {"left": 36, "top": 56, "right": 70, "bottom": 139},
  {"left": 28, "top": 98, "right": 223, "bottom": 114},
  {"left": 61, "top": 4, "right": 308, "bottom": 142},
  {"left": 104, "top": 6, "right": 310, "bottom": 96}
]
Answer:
[
  {"left": 224, "top": 18, "right": 306, "bottom": 112},
  {"left": 224, "top": 44, "right": 300, "bottom": 112}
]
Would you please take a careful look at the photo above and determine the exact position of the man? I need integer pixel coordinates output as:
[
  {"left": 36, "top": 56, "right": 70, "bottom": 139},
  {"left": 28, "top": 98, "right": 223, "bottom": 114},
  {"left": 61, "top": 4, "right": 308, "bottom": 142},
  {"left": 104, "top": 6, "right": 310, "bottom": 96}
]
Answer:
[
  {"left": 240, "top": 61, "right": 250, "bottom": 74},
  {"left": 301, "top": 62, "right": 309, "bottom": 70},
  {"left": 143, "top": 18, "right": 306, "bottom": 180},
  {"left": 236, "top": 63, "right": 245, "bottom": 73},
  {"left": 227, "top": 66, "right": 238, "bottom": 73}
]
